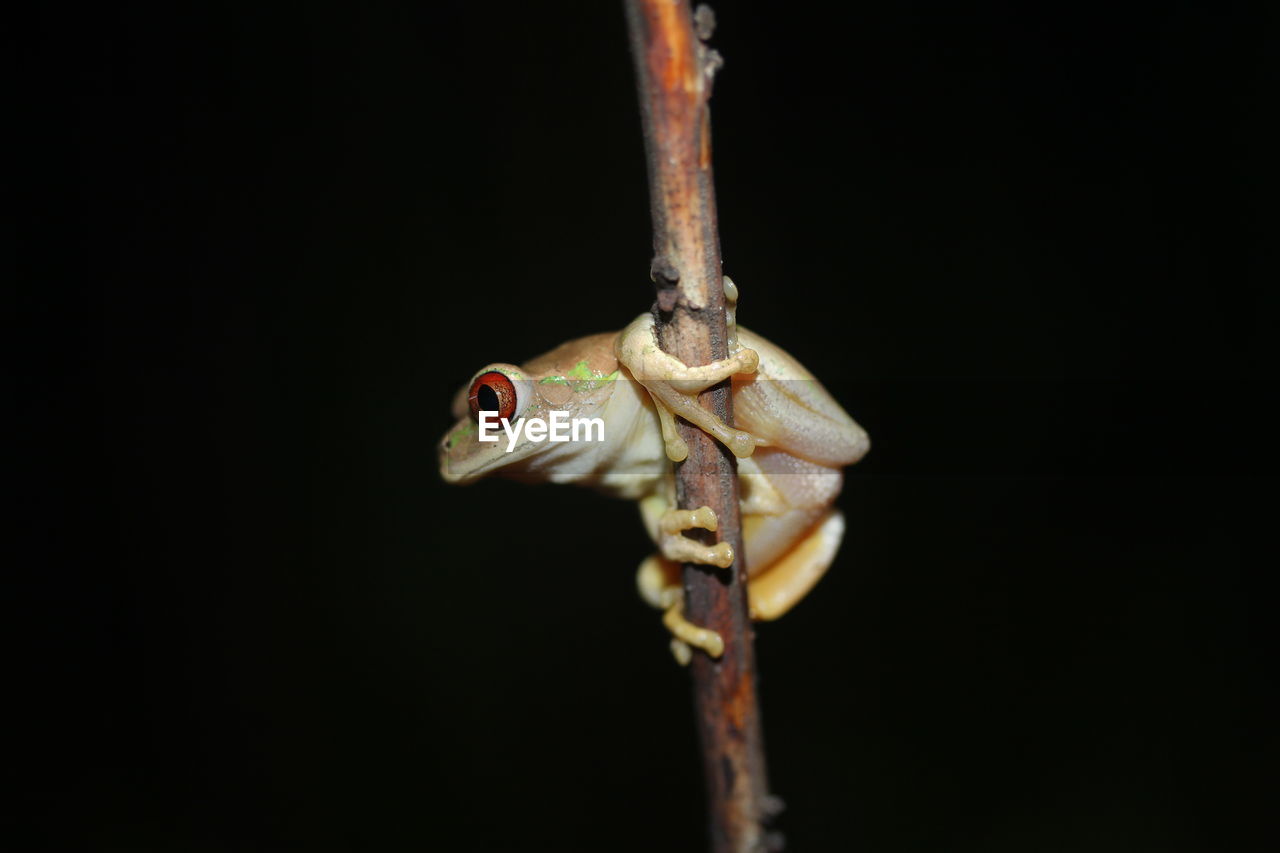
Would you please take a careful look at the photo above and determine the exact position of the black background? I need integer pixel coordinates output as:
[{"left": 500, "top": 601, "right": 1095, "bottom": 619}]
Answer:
[{"left": 19, "top": 1, "right": 1273, "bottom": 851}]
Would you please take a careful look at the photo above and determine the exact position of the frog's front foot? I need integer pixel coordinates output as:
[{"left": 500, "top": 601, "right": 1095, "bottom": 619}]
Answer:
[{"left": 615, "top": 313, "right": 767, "bottom": 462}]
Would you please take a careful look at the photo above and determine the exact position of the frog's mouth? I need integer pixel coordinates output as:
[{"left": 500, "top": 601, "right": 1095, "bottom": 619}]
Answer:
[{"left": 437, "top": 419, "right": 544, "bottom": 484}]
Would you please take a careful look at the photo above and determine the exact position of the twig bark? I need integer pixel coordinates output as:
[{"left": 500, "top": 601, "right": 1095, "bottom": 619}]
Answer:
[{"left": 623, "top": 3, "right": 778, "bottom": 851}]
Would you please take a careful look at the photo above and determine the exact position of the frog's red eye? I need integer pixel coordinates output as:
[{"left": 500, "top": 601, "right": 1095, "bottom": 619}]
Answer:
[{"left": 468, "top": 371, "right": 519, "bottom": 422}]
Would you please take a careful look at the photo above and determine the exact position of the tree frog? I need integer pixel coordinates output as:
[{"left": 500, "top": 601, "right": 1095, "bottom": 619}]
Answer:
[{"left": 438, "top": 279, "right": 869, "bottom": 663}]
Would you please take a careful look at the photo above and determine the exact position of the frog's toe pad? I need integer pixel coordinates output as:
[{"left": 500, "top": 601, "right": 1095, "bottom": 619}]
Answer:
[
  {"left": 670, "top": 639, "right": 693, "bottom": 666},
  {"left": 659, "top": 506, "right": 718, "bottom": 534},
  {"left": 726, "top": 429, "right": 762, "bottom": 458}
]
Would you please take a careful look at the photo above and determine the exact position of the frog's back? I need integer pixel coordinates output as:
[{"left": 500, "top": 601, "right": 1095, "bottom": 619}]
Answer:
[{"left": 521, "top": 332, "right": 620, "bottom": 377}]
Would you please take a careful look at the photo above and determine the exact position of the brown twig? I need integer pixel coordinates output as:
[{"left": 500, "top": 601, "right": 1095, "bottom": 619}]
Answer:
[{"left": 623, "top": 3, "right": 778, "bottom": 851}]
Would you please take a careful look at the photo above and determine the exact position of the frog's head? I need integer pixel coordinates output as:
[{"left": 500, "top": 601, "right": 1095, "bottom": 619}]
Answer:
[{"left": 438, "top": 333, "right": 621, "bottom": 485}]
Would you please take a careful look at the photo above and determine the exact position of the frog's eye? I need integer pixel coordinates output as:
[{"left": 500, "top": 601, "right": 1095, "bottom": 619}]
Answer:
[{"left": 468, "top": 370, "right": 522, "bottom": 422}]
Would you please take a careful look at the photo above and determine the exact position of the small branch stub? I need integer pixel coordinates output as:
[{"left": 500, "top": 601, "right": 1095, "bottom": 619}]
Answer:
[{"left": 624, "top": 2, "right": 779, "bottom": 851}]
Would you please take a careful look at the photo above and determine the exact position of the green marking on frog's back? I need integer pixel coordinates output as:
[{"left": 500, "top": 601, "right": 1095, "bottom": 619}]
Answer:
[
  {"left": 539, "top": 360, "right": 621, "bottom": 392},
  {"left": 566, "top": 360, "right": 597, "bottom": 380}
]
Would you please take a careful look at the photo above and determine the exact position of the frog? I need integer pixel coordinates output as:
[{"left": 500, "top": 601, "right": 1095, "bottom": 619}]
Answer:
[{"left": 438, "top": 278, "right": 869, "bottom": 663}]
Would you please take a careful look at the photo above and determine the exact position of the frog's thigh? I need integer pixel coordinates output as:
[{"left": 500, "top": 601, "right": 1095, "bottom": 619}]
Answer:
[
  {"left": 748, "top": 510, "right": 845, "bottom": 621},
  {"left": 636, "top": 554, "right": 680, "bottom": 609}
]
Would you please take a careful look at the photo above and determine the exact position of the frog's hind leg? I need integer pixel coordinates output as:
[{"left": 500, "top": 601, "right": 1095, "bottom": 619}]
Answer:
[
  {"left": 747, "top": 510, "right": 845, "bottom": 621},
  {"left": 637, "top": 555, "right": 725, "bottom": 665},
  {"left": 638, "top": 508, "right": 846, "bottom": 660},
  {"left": 635, "top": 493, "right": 735, "bottom": 662}
]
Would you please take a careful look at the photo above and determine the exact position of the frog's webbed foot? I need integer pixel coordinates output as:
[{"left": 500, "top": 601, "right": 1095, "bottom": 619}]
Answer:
[
  {"left": 635, "top": 504, "right": 733, "bottom": 663},
  {"left": 662, "top": 586, "right": 723, "bottom": 664},
  {"left": 637, "top": 555, "right": 726, "bottom": 665},
  {"left": 616, "top": 312, "right": 766, "bottom": 462}
]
